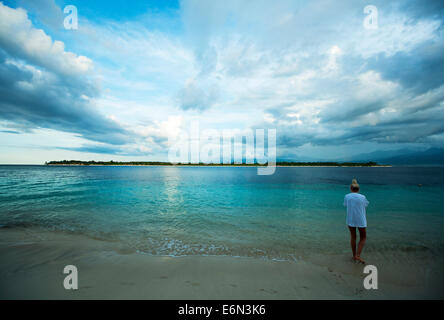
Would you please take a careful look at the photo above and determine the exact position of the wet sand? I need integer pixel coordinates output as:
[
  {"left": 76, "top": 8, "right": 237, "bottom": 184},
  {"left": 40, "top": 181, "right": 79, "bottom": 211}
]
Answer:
[{"left": 0, "top": 228, "right": 442, "bottom": 299}]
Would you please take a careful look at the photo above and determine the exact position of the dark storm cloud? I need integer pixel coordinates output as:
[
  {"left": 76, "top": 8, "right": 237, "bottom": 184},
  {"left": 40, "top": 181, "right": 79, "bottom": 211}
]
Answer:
[
  {"left": 264, "top": 76, "right": 444, "bottom": 148},
  {"left": 320, "top": 100, "right": 385, "bottom": 124},
  {"left": 0, "top": 2, "right": 135, "bottom": 147},
  {"left": 0, "top": 130, "right": 20, "bottom": 134},
  {"left": 398, "top": 0, "right": 444, "bottom": 21},
  {"left": 366, "top": 40, "right": 444, "bottom": 95},
  {"left": 0, "top": 49, "right": 132, "bottom": 145}
]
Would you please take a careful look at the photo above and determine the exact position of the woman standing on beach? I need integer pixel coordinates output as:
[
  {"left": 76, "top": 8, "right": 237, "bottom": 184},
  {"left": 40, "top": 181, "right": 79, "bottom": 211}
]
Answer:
[{"left": 343, "top": 179, "right": 369, "bottom": 264}]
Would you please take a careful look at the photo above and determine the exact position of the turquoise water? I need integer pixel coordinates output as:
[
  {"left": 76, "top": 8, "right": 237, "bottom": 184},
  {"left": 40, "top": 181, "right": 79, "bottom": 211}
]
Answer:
[{"left": 1, "top": 165, "right": 443, "bottom": 261}]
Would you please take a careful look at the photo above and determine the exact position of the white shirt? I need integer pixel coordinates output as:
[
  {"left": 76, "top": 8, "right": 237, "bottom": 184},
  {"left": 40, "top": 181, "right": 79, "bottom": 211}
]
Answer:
[{"left": 343, "top": 193, "right": 369, "bottom": 228}]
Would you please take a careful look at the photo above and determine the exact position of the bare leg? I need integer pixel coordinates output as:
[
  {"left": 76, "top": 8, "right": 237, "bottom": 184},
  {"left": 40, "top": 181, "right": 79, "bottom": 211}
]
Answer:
[
  {"left": 356, "top": 227, "right": 367, "bottom": 263},
  {"left": 348, "top": 226, "right": 357, "bottom": 260}
]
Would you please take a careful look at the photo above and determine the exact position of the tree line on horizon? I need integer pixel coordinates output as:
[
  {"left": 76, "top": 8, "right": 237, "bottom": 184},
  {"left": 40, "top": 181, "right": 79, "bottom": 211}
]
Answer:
[{"left": 45, "top": 160, "right": 380, "bottom": 167}]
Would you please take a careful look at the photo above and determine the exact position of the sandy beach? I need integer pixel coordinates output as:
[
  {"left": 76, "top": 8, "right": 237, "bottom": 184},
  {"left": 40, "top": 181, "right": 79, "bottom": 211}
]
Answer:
[{"left": 1, "top": 227, "right": 442, "bottom": 300}]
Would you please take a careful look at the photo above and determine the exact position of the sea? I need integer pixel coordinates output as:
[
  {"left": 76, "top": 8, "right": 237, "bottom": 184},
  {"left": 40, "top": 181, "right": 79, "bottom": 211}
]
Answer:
[{"left": 1, "top": 165, "right": 443, "bottom": 263}]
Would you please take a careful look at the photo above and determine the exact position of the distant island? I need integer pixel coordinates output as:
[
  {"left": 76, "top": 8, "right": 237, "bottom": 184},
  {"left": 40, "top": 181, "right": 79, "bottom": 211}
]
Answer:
[{"left": 45, "top": 160, "right": 389, "bottom": 167}]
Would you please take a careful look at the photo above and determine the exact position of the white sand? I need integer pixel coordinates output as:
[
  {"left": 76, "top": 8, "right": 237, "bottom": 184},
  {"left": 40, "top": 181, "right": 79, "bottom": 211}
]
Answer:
[{"left": 0, "top": 228, "right": 441, "bottom": 299}]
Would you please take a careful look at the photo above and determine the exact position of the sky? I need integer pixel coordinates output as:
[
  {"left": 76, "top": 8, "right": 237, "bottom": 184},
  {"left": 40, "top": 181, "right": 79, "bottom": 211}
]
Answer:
[{"left": 0, "top": 0, "right": 443, "bottom": 164}]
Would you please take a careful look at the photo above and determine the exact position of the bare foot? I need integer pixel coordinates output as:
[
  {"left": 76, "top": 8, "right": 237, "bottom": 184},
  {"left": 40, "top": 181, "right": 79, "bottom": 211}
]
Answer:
[{"left": 355, "top": 256, "right": 365, "bottom": 264}]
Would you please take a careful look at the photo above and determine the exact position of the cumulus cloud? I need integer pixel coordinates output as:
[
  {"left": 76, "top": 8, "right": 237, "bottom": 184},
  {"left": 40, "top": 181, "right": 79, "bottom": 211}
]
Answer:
[
  {"left": 0, "top": 3, "right": 92, "bottom": 75},
  {"left": 0, "top": 2, "right": 132, "bottom": 146}
]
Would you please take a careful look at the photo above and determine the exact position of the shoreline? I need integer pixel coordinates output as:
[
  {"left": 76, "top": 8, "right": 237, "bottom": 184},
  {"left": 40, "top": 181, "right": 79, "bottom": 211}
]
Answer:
[{"left": 0, "top": 227, "right": 440, "bottom": 299}]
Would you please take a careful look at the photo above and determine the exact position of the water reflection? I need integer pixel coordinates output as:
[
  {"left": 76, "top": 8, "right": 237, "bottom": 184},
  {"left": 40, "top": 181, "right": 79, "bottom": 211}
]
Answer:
[{"left": 160, "top": 167, "right": 184, "bottom": 214}]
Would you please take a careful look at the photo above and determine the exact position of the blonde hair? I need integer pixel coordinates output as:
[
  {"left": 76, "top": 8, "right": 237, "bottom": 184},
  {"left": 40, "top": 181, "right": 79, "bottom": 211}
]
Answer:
[{"left": 351, "top": 179, "right": 360, "bottom": 191}]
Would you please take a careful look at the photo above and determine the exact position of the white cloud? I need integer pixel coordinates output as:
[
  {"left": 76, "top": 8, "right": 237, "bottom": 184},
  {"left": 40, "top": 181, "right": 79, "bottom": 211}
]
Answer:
[
  {"left": 0, "top": 2, "right": 92, "bottom": 75},
  {"left": 351, "top": 17, "right": 441, "bottom": 58}
]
